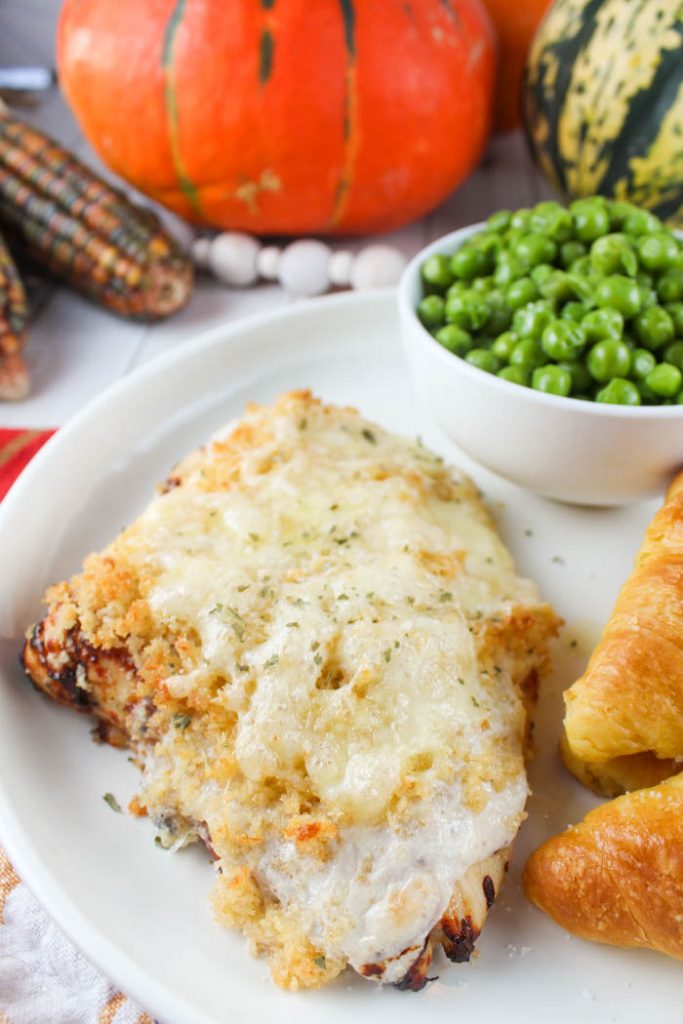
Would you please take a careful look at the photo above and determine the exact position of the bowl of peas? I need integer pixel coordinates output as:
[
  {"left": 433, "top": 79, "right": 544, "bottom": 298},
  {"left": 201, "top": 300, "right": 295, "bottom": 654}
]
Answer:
[{"left": 399, "top": 197, "right": 683, "bottom": 505}]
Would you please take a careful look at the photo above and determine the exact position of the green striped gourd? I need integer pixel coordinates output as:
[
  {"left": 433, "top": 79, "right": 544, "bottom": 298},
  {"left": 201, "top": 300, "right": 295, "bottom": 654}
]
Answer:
[{"left": 524, "top": 0, "right": 683, "bottom": 225}]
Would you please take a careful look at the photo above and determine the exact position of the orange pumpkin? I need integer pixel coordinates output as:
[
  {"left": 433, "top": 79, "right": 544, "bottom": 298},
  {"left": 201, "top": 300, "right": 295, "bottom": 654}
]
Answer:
[
  {"left": 57, "top": 0, "right": 495, "bottom": 236},
  {"left": 481, "top": 0, "right": 552, "bottom": 132}
]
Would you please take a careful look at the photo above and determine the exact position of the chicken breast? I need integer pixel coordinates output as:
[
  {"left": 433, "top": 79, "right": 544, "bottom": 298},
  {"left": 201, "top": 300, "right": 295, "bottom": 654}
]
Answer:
[{"left": 22, "top": 391, "right": 558, "bottom": 990}]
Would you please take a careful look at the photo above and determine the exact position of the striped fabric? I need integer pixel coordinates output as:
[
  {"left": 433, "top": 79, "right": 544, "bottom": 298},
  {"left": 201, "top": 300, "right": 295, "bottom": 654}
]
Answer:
[{"left": 0, "top": 428, "right": 156, "bottom": 1024}]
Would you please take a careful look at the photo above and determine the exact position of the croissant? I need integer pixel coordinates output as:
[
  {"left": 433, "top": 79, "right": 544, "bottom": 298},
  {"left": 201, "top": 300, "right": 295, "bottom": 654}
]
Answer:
[
  {"left": 524, "top": 772, "right": 683, "bottom": 960},
  {"left": 562, "top": 470, "right": 683, "bottom": 796}
]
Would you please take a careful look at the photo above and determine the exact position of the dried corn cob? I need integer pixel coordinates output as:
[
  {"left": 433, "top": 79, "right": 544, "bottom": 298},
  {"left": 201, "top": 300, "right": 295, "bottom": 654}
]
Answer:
[
  {"left": 0, "top": 112, "right": 192, "bottom": 320},
  {"left": 0, "top": 228, "right": 28, "bottom": 400}
]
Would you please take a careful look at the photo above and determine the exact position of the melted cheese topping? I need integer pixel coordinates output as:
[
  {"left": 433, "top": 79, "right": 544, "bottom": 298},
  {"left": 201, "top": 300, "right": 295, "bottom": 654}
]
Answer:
[
  {"left": 131, "top": 401, "right": 533, "bottom": 824},
  {"left": 259, "top": 774, "right": 527, "bottom": 979},
  {"left": 80, "top": 392, "right": 556, "bottom": 984}
]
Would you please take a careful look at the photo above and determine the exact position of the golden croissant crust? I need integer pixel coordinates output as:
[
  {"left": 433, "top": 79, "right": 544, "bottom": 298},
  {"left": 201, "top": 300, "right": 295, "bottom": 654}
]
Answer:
[
  {"left": 563, "top": 471, "right": 683, "bottom": 794},
  {"left": 524, "top": 772, "right": 683, "bottom": 960},
  {"left": 527, "top": 474, "right": 683, "bottom": 962}
]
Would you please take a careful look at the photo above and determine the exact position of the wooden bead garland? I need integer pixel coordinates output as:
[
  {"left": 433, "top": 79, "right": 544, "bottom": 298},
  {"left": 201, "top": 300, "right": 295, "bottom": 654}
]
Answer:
[{"left": 191, "top": 232, "right": 407, "bottom": 297}]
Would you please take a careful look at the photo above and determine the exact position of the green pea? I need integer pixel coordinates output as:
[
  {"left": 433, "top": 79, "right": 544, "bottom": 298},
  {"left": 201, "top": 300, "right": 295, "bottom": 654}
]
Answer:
[
  {"left": 532, "top": 364, "right": 572, "bottom": 397},
  {"left": 531, "top": 263, "right": 554, "bottom": 286},
  {"left": 529, "top": 201, "right": 574, "bottom": 242},
  {"left": 513, "top": 232, "right": 558, "bottom": 270},
  {"left": 451, "top": 245, "right": 492, "bottom": 280},
  {"left": 676, "top": 390, "right": 683, "bottom": 404},
  {"left": 485, "top": 294, "right": 512, "bottom": 335},
  {"left": 417, "top": 294, "right": 445, "bottom": 328},
  {"left": 509, "top": 338, "right": 545, "bottom": 370},
  {"left": 657, "top": 269, "right": 683, "bottom": 304},
  {"left": 590, "top": 234, "right": 637, "bottom": 276},
  {"left": 446, "top": 280, "right": 467, "bottom": 298},
  {"left": 587, "top": 339, "right": 632, "bottom": 382},
  {"left": 538, "top": 270, "right": 573, "bottom": 303},
  {"left": 566, "top": 269, "right": 600, "bottom": 304},
  {"left": 470, "top": 232, "right": 502, "bottom": 257},
  {"left": 494, "top": 252, "right": 526, "bottom": 287},
  {"left": 645, "top": 362, "right": 683, "bottom": 397},
  {"left": 556, "top": 360, "right": 593, "bottom": 395},
  {"left": 510, "top": 209, "right": 531, "bottom": 231},
  {"left": 561, "top": 301, "right": 589, "bottom": 323},
  {"left": 596, "top": 378, "right": 641, "bottom": 405},
  {"left": 434, "top": 324, "right": 472, "bottom": 356},
  {"left": 512, "top": 300, "right": 554, "bottom": 340},
  {"left": 665, "top": 302, "right": 683, "bottom": 336},
  {"left": 582, "top": 308, "right": 624, "bottom": 342},
  {"left": 445, "top": 292, "right": 468, "bottom": 327},
  {"left": 471, "top": 275, "right": 495, "bottom": 293},
  {"left": 505, "top": 276, "right": 539, "bottom": 310},
  {"left": 483, "top": 303, "right": 509, "bottom": 335},
  {"left": 492, "top": 330, "right": 519, "bottom": 361},
  {"left": 504, "top": 227, "right": 526, "bottom": 249},
  {"left": 640, "top": 286, "right": 659, "bottom": 310},
  {"left": 631, "top": 348, "right": 657, "bottom": 380},
  {"left": 568, "top": 255, "right": 595, "bottom": 278},
  {"left": 595, "top": 275, "right": 642, "bottom": 317},
  {"left": 633, "top": 306, "right": 675, "bottom": 350},
  {"left": 636, "top": 272, "right": 655, "bottom": 288},
  {"left": 623, "top": 208, "right": 662, "bottom": 236},
  {"left": 559, "top": 241, "right": 587, "bottom": 268},
  {"left": 421, "top": 254, "right": 454, "bottom": 291},
  {"left": 541, "top": 319, "right": 586, "bottom": 360},
  {"left": 636, "top": 231, "right": 679, "bottom": 271},
  {"left": 497, "top": 365, "right": 529, "bottom": 387},
  {"left": 465, "top": 348, "right": 500, "bottom": 374},
  {"left": 445, "top": 289, "right": 490, "bottom": 331},
  {"left": 571, "top": 197, "right": 611, "bottom": 242},
  {"left": 487, "top": 210, "right": 512, "bottom": 234},
  {"left": 664, "top": 341, "right": 683, "bottom": 372},
  {"left": 638, "top": 380, "right": 660, "bottom": 404},
  {"left": 609, "top": 201, "right": 638, "bottom": 228}
]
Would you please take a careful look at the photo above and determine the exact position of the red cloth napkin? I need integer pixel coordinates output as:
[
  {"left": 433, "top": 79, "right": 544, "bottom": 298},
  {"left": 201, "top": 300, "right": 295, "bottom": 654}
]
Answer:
[{"left": 0, "top": 427, "right": 55, "bottom": 501}]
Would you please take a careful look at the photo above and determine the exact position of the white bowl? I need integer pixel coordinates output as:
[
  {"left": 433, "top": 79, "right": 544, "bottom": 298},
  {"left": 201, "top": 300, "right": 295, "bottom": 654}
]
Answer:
[{"left": 399, "top": 223, "right": 683, "bottom": 506}]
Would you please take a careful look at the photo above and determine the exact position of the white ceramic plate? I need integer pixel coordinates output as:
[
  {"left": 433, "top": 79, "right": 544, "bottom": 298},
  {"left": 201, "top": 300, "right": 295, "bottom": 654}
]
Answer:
[{"left": 0, "top": 291, "right": 680, "bottom": 1024}]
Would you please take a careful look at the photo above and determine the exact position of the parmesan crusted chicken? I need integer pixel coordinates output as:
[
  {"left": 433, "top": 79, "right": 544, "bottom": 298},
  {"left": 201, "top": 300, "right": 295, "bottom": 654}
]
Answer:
[{"left": 22, "top": 392, "right": 558, "bottom": 991}]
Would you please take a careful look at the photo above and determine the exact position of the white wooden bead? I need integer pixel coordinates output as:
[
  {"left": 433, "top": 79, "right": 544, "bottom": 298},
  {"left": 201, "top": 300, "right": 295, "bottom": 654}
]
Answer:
[
  {"left": 191, "top": 236, "right": 212, "bottom": 269},
  {"left": 350, "top": 244, "right": 407, "bottom": 290},
  {"left": 209, "top": 232, "right": 260, "bottom": 287},
  {"left": 256, "top": 245, "right": 282, "bottom": 281},
  {"left": 278, "top": 240, "right": 332, "bottom": 296},
  {"left": 329, "top": 250, "right": 354, "bottom": 287}
]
